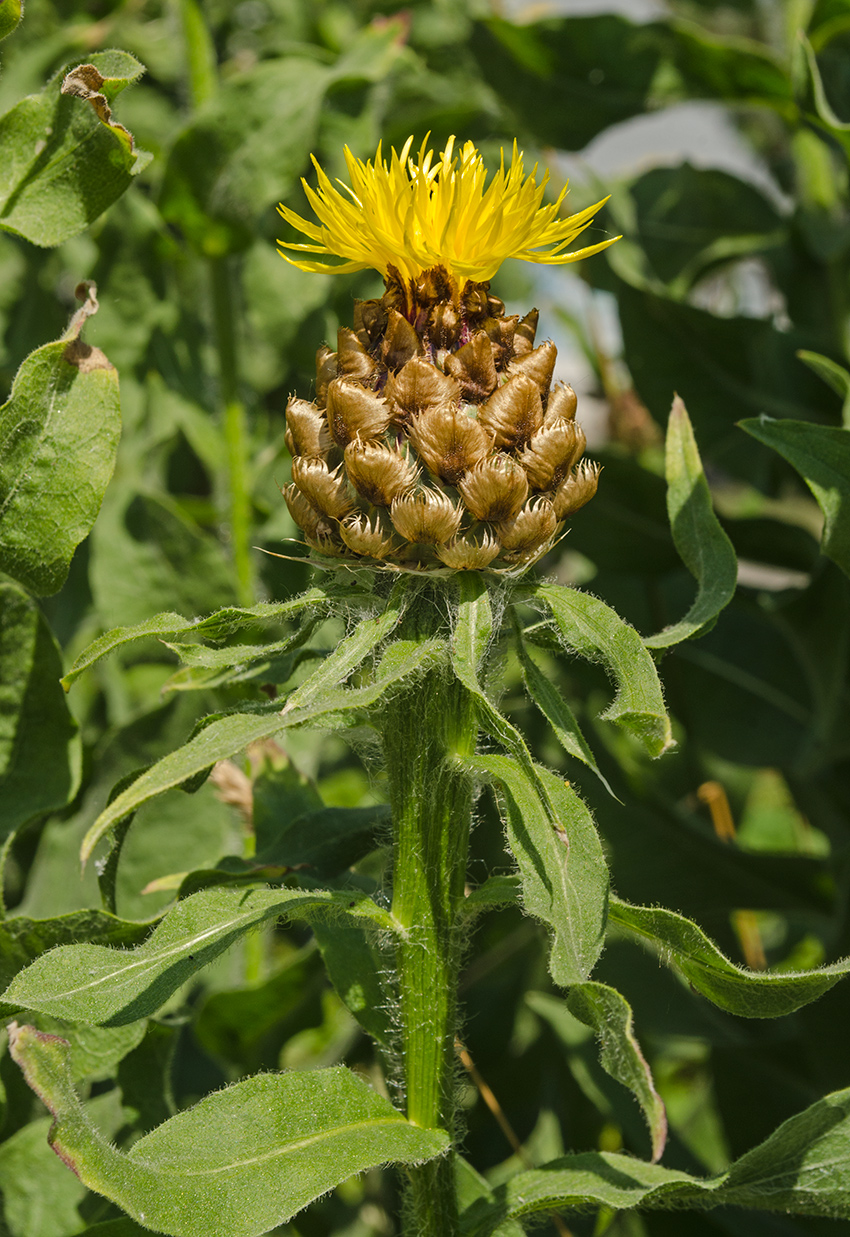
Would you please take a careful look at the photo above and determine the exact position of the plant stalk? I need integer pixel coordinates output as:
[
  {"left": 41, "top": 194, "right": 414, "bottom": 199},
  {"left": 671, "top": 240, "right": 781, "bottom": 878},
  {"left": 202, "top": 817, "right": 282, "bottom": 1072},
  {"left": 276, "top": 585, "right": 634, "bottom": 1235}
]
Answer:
[
  {"left": 384, "top": 618, "right": 478, "bottom": 1237},
  {"left": 210, "top": 255, "right": 254, "bottom": 606}
]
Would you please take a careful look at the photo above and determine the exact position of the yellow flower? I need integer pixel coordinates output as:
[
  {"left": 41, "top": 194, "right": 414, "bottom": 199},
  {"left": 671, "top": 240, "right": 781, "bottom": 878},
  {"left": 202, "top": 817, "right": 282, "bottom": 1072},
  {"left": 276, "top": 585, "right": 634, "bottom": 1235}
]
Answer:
[{"left": 277, "top": 134, "right": 617, "bottom": 287}]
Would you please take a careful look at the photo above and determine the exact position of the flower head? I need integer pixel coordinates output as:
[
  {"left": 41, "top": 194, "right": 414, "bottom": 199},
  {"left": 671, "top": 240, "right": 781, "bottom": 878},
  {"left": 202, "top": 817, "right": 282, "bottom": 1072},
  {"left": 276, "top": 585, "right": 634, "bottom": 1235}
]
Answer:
[{"left": 277, "top": 135, "right": 616, "bottom": 287}]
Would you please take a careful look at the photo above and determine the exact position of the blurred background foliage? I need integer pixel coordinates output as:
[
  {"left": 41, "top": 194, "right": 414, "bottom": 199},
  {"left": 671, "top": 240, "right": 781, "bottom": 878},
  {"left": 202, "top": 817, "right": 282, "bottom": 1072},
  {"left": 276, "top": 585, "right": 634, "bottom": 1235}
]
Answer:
[{"left": 2, "top": 0, "right": 850, "bottom": 1233}]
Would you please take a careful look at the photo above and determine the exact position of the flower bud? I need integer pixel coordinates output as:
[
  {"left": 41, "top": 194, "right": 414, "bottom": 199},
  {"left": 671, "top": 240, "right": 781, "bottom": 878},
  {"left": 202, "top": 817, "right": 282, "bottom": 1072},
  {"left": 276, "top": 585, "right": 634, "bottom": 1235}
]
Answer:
[
  {"left": 458, "top": 454, "right": 529, "bottom": 523},
  {"left": 408, "top": 404, "right": 492, "bottom": 486},
  {"left": 382, "top": 309, "right": 422, "bottom": 371},
  {"left": 291, "top": 457, "right": 357, "bottom": 521},
  {"left": 518, "top": 419, "right": 586, "bottom": 492},
  {"left": 340, "top": 513, "right": 398, "bottom": 559},
  {"left": 544, "top": 382, "right": 578, "bottom": 424},
  {"left": 284, "top": 396, "right": 332, "bottom": 459},
  {"left": 315, "top": 346, "right": 337, "bottom": 407},
  {"left": 337, "top": 327, "right": 377, "bottom": 382},
  {"left": 385, "top": 355, "right": 460, "bottom": 424},
  {"left": 390, "top": 488, "right": 463, "bottom": 544},
  {"left": 478, "top": 373, "right": 543, "bottom": 450},
  {"left": 497, "top": 497, "right": 557, "bottom": 556},
  {"left": 305, "top": 530, "right": 350, "bottom": 558},
  {"left": 435, "top": 531, "right": 501, "bottom": 570},
  {"left": 444, "top": 331, "right": 498, "bottom": 403},
  {"left": 344, "top": 438, "right": 418, "bottom": 506},
  {"left": 508, "top": 340, "right": 557, "bottom": 394},
  {"left": 326, "top": 378, "right": 392, "bottom": 447},
  {"left": 552, "top": 460, "right": 601, "bottom": 519}
]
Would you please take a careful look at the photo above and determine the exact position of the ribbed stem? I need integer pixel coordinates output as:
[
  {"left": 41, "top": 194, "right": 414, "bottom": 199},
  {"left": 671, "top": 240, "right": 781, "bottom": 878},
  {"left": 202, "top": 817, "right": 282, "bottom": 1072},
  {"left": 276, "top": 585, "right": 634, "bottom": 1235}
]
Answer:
[
  {"left": 210, "top": 255, "right": 253, "bottom": 606},
  {"left": 383, "top": 619, "right": 477, "bottom": 1237}
]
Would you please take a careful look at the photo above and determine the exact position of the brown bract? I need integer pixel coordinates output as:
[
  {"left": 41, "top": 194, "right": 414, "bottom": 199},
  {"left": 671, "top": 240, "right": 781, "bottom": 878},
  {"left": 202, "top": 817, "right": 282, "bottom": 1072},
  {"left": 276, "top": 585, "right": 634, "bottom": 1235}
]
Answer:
[{"left": 282, "top": 265, "right": 600, "bottom": 571}]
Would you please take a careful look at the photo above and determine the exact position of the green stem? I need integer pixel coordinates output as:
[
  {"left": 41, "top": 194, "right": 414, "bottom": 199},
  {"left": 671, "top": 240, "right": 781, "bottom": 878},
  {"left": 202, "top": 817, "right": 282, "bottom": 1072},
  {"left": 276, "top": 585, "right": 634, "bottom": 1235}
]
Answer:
[
  {"left": 210, "top": 255, "right": 253, "bottom": 606},
  {"left": 177, "top": 0, "right": 218, "bottom": 109},
  {"left": 383, "top": 615, "right": 478, "bottom": 1237}
]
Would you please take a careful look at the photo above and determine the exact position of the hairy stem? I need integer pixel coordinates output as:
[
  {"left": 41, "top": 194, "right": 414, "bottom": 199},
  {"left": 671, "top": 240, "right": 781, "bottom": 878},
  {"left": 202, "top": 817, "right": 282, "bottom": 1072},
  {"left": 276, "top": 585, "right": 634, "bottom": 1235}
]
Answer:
[
  {"left": 383, "top": 617, "right": 478, "bottom": 1237},
  {"left": 210, "top": 255, "right": 253, "bottom": 606}
]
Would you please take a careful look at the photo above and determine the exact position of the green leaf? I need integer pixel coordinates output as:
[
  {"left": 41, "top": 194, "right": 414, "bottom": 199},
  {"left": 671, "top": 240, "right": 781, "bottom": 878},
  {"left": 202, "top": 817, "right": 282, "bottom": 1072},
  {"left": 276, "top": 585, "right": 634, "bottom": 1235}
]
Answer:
[
  {"left": 531, "top": 581, "right": 673, "bottom": 756},
  {"left": 608, "top": 896, "right": 850, "bottom": 1017},
  {"left": 0, "top": 51, "right": 150, "bottom": 247},
  {"left": 797, "top": 349, "right": 850, "bottom": 426},
  {"left": 740, "top": 416, "right": 850, "bottom": 578},
  {"left": 473, "top": 755, "right": 608, "bottom": 987},
  {"left": 0, "top": 288, "right": 120, "bottom": 596},
  {"left": 0, "top": 0, "right": 21, "bottom": 41},
  {"left": 256, "top": 804, "right": 390, "bottom": 874},
  {"left": 515, "top": 628, "right": 615, "bottom": 795},
  {"left": 9, "top": 1026, "right": 449, "bottom": 1237},
  {"left": 0, "top": 583, "right": 81, "bottom": 838},
  {"left": 666, "top": 20, "right": 793, "bottom": 110},
  {"left": 2, "top": 886, "right": 396, "bottom": 1025},
  {"left": 456, "top": 1155, "right": 525, "bottom": 1237},
  {"left": 61, "top": 586, "right": 337, "bottom": 689},
  {"left": 0, "top": 908, "right": 153, "bottom": 992},
  {"left": 461, "top": 1088, "right": 850, "bottom": 1232},
  {"left": 312, "top": 918, "right": 395, "bottom": 1049},
  {"left": 530, "top": 987, "right": 666, "bottom": 1163},
  {"left": 644, "top": 396, "right": 737, "bottom": 647}
]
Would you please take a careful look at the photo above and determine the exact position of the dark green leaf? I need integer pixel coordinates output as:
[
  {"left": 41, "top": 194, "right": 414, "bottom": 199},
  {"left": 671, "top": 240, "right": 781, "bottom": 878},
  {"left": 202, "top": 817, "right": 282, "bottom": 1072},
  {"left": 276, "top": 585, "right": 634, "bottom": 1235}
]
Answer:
[
  {"left": 0, "top": 51, "right": 150, "bottom": 247},
  {"left": 645, "top": 396, "right": 737, "bottom": 647},
  {"left": 10, "top": 1026, "right": 449, "bottom": 1237},
  {"left": 0, "top": 583, "right": 80, "bottom": 838},
  {"left": 797, "top": 348, "right": 850, "bottom": 426},
  {"left": 2, "top": 886, "right": 396, "bottom": 1025},
  {"left": 312, "top": 918, "right": 395, "bottom": 1049},
  {"left": 0, "top": 290, "right": 120, "bottom": 596},
  {"left": 740, "top": 416, "right": 850, "bottom": 577},
  {"left": 531, "top": 580, "right": 673, "bottom": 756}
]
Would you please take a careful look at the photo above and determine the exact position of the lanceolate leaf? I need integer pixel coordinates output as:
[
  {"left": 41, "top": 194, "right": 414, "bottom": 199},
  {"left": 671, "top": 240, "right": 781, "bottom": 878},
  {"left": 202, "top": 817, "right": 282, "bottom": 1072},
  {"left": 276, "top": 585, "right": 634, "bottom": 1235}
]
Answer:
[
  {"left": 608, "top": 896, "right": 850, "bottom": 1017},
  {"left": 2, "top": 886, "right": 396, "bottom": 1025},
  {"left": 10, "top": 1026, "right": 449, "bottom": 1237},
  {"left": 461, "top": 1089, "right": 850, "bottom": 1233},
  {"left": 740, "top": 416, "right": 850, "bottom": 578},
  {"left": 473, "top": 754, "right": 608, "bottom": 986},
  {"left": 531, "top": 581, "right": 673, "bottom": 756},
  {"left": 0, "top": 288, "right": 120, "bottom": 596},
  {"left": 0, "top": 906, "right": 153, "bottom": 991},
  {"left": 0, "top": 50, "right": 150, "bottom": 247},
  {"left": 0, "top": 583, "right": 81, "bottom": 836},
  {"left": 515, "top": 628, "right": 615, "bottom": 795},
  {"left": 644, "top": 396, "right": 737, "bottom": 648}
]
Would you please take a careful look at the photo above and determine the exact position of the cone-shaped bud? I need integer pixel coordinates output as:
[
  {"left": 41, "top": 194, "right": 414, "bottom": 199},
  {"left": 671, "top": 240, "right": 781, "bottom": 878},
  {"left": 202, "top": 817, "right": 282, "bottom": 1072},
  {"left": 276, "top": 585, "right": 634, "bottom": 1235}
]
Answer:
[
  {"left": 509, "top": 340, "right": 557, "bottom": 394},
  {"left": 326, "top": 378, "right": 391, "bottom": 447},
  {"left": 344, "top": 438, "right": 418, "bottom": 506},
  {"left": 315, "top": 346, "right": 337, "bottom": 407},
  {"left": 385, "top": 356, "right": 460, "bottom": 425},
  {"left": 444, "top": 331, "right": 498, "bottom": 403},
  {"left": 497, "top": 497, "right": 557, "bottom": 556},
  {"left": 340, "top": 513, "right": 398, "bottom": 559},
  {"left": 436, "top": 531, "right": 501, "bottom": 570},
  {"left": 284, "top": 483, "right": 326, "bottom": 539},
  {"left": 382, "top": 309, "right": 422, "bottom": 371},
  {"left": 291, "top": 457, "right": 356, "bottom": 521},
  {"left": 545, "top": 382, "right": 578, "bottom": 425},
  {"left": 479, "top": 373, "right": 544, "bottom": 450},
  {"left": 519, "top": 419, "right": 586, "bottom": 492},
  {"left": 408, "top": 404, "right": 492, "bottom": 486},
  {"left": 552, "top": 460, "right": 601, "bottom": 519},
  {"left": 336, "top": 327, "right": 377, "bottom": 382},
  {"left": 390, "top": 488, "right": 462, "bottom": 544},
  {"left": 285, "top": 397, "right": 332, "bottom": 459},
  {"left": 458, "top": 454, "right": 529, "bottom": 522},
  {"left": 513, "top": 309, "right": 539, "bottom": 357}
]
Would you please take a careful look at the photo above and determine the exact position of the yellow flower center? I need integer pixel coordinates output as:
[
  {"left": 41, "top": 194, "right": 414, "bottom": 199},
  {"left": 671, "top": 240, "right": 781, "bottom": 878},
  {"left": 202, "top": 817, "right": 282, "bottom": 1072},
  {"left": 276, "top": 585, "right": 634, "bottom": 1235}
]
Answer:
[{"left": 277, "top": 135, "right": 617, "bottom": 288}]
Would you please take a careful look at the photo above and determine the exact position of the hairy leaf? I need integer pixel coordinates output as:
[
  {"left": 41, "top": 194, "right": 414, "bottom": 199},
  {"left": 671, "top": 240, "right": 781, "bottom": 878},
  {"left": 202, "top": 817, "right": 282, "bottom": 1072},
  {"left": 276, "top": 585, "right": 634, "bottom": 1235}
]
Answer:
[
  {"left": 0, "top": 0, "right": 21, "bottom": 40},
  {"left": 10, "top": 1026, "right": 449, "bottom": 1237},
  {"left": 645, "top": 396, "right": 737, "bottom": 647},
  {"left": 0, "top": 288, "right": 120, "bottom": 596},
  {"left": 531, "top": 581, "right": 673, "bottom": 755},
  {"left": 740, "top": 416, "right": 850, "bottom": 578},
  {"left": 0, "top": 50, "right": 150, "bottom": 246}
]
